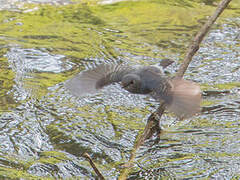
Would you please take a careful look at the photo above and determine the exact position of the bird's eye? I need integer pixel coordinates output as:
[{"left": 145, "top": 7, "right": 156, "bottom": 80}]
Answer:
[{"left": 130, "top": 80, "right": 134, "bottom": 84}]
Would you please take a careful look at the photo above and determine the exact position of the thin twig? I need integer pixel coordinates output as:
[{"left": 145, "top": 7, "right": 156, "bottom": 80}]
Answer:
[
  {"left": 119, "top": 104, "right": 165, "bottom": 180},
  {"left": 176, "top": 0, "right": 232, "bottom": 78},
  {"left": 118, "top": 0, "right": 232, "bottom": 179},
  {"left": 147, "top": 0, "right": 232, "bottom": 144},
  {"left": 82, "top": 152, "right": 105, "bottom": 180}
]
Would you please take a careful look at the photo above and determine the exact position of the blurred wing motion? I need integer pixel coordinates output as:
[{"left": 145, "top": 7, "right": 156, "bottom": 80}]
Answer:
[
  {"left": 151, "top": 78, "right": 201, "bottom": 118},
  {"left": 64, "top": 63, "right": 133, "bottom": 97},
  {"left": 168, "top": 78, "right": 201, "bottom": 118}
]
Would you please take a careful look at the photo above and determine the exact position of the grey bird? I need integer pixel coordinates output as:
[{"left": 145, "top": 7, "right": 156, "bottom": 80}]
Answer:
[{"left": 64, "top": 62, "right": 201, "bottom": 118}]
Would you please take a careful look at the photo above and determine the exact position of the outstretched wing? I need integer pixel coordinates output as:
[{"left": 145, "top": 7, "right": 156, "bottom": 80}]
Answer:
[{"left": 64, "top": 63, "right": 134, "bottom": 97}]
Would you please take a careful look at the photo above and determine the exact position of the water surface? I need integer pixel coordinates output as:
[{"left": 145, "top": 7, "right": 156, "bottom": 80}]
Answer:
[{"left": 0, "top": 0, "right": 240, "bottom": 179}]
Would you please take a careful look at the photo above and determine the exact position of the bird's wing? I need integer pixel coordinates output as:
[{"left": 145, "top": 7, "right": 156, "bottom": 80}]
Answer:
[
  {"left": 151, "top": 78, "right": 201, "bottom": 118},
  {"left": 149, "top": 76, "right": 172, "bottom": 104},
  {"left": 64, "top": 63, "right": 134, "bottom": 97}
]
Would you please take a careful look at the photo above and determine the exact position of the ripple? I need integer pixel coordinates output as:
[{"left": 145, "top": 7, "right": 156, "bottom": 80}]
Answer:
[
  {"left": 4, "top": 47, "right": 74, "bottom": 100},
  {"left": 0, "top": 2, "right": 240, "bottom": 179},
  {"left": 188, "top": 21, "right": 240, "bottom": 84},
  {"left": 6, "top": 47, "right": 73, "bottom": 73}
]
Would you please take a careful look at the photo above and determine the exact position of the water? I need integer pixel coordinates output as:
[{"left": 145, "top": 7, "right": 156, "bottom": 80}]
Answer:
[{"left": 0, "top": 0, "right": 240, "bottom": 179}]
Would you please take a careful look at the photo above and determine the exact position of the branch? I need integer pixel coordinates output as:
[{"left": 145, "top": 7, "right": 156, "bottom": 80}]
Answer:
[
  {"left": 119, "top": 0, "right": 232, "bottom": 178},
  {"left": 148, "top": 0, "right": 232, "bottom": 144},
  {"left": 176, "top": 0, "right": 232, "bottom": 77},
  {"left": 82, "top": 152, "right": 105, "bottom": 180},
  {"left": 119, "top": 104, "right": 165, "bottom": 180}
]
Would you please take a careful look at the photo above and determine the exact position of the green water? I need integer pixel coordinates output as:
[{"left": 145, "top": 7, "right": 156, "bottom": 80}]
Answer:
[{"left": 0, "top": 0, "right": 240, "bottom": 179}]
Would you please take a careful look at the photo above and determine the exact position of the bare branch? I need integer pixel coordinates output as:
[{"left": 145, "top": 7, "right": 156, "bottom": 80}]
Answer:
[
  {"left": 119, "top": 0, "right": 232, "bottom": 178},
  {"left": 176, "top": 0, "right": 232, "bottom": 77},
  {"left": 82, "top": 152, "right": 105, "bottom": 180}
]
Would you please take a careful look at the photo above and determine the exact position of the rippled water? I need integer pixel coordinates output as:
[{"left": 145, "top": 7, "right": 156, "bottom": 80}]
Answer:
[{"left": 0, "top": 0, "right": 240, "bottom": 179}]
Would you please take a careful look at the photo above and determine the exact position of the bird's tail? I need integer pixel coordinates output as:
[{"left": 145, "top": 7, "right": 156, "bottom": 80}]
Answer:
[{"left": 168, "top": 78, "right": 201, "bottom": 118}]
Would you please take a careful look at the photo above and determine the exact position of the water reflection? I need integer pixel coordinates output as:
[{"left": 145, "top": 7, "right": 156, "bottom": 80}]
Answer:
[
  {"left": 6, "top": 47, "right": 72, "bottom": 73},
  {"left": 4, "top": 47, "right": 74, "bottom": 100},
  {"left": 189, "top": 19, "right": 240, "bottom": 84},
  {"left": 0, "top": 0, "right": 239, "bottom": 179}
]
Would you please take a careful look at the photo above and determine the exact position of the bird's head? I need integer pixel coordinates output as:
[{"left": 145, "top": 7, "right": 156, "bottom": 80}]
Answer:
[{"left": 121, "top": 74, "right": 141, "bottom": 94}]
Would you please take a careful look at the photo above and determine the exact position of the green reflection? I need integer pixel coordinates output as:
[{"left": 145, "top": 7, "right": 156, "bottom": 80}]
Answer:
[
  {"left": 0, "top": 0, "right": 239, "bottom": 179},
  {"left": 0, "top": 48, "right": 16, "bottom": 111},
  {"left": 0, "top": 0, "right": 238, "bottom": 100},
  {"left": 0, "top": 155, "right": 52, "bottom": 179},
  {"left": 201, "top": 82, "right": 240, "bottom": 91}
]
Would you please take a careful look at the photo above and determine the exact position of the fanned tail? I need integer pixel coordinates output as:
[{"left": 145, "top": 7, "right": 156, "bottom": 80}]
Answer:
[{"left": 168, "top": 78, "right": 201, "bottom": 118}]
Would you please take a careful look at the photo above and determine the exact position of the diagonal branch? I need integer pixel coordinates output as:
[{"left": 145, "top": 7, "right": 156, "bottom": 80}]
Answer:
[
  {"left": 119, "top": 0, "right": 232, "bottom": 179},
  {"left": 83, "top": 152, "right": 105, "bottom": 180},
  {"left": 176, "top": 0, "right": 232, "bottom": 77},
  {"left": 147, "top": 0, "right": 232, "bottom": 143}
]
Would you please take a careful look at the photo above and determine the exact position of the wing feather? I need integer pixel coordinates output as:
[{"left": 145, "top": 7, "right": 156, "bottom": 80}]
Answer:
[{"left": 64, "top": 63, "right": 133, "bottom": 97}]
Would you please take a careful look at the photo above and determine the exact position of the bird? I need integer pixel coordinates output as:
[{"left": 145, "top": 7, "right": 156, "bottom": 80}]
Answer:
[{"left": 64, "top": 61, "right": 201, "bottom": 118}]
